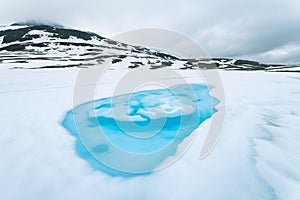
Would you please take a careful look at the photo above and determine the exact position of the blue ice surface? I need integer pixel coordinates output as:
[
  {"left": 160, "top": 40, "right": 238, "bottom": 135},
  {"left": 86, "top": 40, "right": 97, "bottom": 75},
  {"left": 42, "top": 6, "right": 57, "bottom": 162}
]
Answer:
[
  {"left": 62, "top": 84, "right": 219, "bottom": 177},
  {"left": 288, "top": 76, "right": 300, "bottom": 80}
]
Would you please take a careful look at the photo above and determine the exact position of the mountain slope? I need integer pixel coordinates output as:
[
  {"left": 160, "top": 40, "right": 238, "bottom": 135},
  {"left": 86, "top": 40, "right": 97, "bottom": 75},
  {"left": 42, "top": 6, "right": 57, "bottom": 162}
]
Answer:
[{"left": 0, "top": 23, "right": 299, "bottom": 72}]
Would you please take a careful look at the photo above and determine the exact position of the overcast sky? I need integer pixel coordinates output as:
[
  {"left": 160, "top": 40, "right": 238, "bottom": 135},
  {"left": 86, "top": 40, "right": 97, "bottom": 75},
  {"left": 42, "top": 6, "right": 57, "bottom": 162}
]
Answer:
[{"left": 1, "top": 0, "right": 300, "bottom": 64}]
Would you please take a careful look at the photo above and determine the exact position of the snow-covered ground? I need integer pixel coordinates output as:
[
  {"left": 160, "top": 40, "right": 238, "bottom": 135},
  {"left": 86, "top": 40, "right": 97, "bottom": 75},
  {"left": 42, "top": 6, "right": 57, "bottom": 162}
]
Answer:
[{"left": 0, "top": 67, "right": 299, "bottom": 200}]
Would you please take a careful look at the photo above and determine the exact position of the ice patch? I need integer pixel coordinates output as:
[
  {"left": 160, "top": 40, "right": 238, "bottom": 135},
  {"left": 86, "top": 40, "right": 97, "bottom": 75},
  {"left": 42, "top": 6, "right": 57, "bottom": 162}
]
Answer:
[
  {"left": 62, "top": 84, "right": 218, "bottom": 177},
  {"left": 288, "top": 76, "right": 300, "bottom": 81}
]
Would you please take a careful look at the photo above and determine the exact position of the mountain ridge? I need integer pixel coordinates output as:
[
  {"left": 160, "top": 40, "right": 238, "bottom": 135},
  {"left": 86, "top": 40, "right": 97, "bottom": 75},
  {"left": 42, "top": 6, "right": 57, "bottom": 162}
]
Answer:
[{"left": 0, "top": 23, "right": 299, "bottom": 72}]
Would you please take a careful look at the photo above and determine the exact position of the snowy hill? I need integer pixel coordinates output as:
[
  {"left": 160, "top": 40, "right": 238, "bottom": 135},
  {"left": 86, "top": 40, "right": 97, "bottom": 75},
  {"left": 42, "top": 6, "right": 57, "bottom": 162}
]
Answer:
[
  {"left": 0, "top": 23, "right": 299, "bottom": 71},
  {"left": 0, "top": 23, "right": 178, "bottom": 69}
]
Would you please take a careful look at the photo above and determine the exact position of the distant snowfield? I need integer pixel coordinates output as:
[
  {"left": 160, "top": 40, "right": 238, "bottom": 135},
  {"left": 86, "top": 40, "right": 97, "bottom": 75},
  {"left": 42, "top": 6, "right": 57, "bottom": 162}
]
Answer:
[{"left": 0, "top": 67, "right": 299, "bottom": 200}]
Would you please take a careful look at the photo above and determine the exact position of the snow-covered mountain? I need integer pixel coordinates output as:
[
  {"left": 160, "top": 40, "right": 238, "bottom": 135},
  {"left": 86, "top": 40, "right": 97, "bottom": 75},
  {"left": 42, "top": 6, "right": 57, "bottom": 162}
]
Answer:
[
  {"left": 0, "top": 23, "right": 299, "bottom": 72},
  {"left": 0, "top": 23, "right": 177, "bottom": 69}
]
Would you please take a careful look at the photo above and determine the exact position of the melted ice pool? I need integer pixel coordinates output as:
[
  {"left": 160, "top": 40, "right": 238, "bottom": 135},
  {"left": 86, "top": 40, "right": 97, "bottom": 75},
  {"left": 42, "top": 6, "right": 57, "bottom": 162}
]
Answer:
[{"left": 62, "top": 84, "right": 218, "bottom": 177}]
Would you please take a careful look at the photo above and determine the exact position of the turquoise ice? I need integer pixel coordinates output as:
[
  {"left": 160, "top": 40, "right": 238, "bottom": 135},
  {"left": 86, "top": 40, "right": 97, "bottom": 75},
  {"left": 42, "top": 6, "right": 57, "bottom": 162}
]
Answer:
[{"left": 62, "top": 84, "right": 219, "bottom": 177}]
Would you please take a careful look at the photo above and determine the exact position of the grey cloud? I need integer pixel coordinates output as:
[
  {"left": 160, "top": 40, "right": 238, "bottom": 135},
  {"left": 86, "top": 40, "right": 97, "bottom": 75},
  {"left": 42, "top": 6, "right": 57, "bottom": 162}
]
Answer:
[{"left": 0, "top": 0, "right": 299, "bottom": 64}]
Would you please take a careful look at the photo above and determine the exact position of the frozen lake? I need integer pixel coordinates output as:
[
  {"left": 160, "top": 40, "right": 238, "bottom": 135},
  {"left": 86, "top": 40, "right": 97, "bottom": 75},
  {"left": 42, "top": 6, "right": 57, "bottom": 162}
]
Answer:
[{"left": 0, "top": 67, "right": 299, "bottom": 200}]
